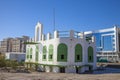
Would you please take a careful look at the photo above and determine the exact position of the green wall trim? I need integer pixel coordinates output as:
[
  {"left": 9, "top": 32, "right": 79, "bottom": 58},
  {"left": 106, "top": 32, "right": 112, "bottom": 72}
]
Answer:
[
  {"left": 39, "top": 64, "right": 67, "bottom": 67},
  {"left": 75, "top": 44, "right": 82, "bottom": 62},
  {"left": 27, "top": 54, "right": 29, "bottom": 59},
  {"left": 35, "top": 45, "right": 39, "bottom": 62},
  {"left": 42, "top": 46, "right": 47, "bottom": 61},
  {"left": 26, "top": 49, "right": 29, "bottom": 59},
  {"left": 57, "top": 43, "right": 68, "bottom": 62},
  {"left": 24, "top": 42, "right": 39, "bottom": 44},
  {"left": 48, "top": 44, "right": 53, "bottom": 61},
  {"left": 88, "top": 46, "right": 94, "bottom": 62},
  {"left": 30, "top": 48, "right": 32, "bottom": 59}
]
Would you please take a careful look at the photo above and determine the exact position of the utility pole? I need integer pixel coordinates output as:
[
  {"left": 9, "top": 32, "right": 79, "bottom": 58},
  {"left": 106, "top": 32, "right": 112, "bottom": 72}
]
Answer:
[{"left": 53, "top": 8, "right": 55, "bottom": 31}]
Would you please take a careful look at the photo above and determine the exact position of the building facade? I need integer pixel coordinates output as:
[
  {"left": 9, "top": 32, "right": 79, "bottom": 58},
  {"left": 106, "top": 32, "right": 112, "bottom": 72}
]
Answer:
[
  {"left": 85, "top": 26, "right": 120, "bottom": 62},
  {"left": 0, "top": 38, "right": 13, "bottom": 53},
  {"left": 11, "top": 36, "right": 29, "bottom": 52},
  {"left": 25, "top": 22, "right": 96, "bottom": 73},
  {"left": 0, "top": 36, "right": 29, "bottom": 53}
]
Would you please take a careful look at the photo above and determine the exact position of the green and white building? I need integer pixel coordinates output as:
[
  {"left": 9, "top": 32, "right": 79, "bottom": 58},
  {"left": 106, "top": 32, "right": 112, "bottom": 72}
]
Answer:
[{"left": 25, "top": 22, "right": 96, "bottom": 73}]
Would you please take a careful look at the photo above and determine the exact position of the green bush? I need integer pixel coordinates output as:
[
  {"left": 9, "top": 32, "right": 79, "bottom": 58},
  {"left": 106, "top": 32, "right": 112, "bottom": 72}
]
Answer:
[
  {"left": 0, "top": 54, "right": 24, "bottom": 69},
  {"left": 0, "top": 54, "right": 6, "bottom": 67}
]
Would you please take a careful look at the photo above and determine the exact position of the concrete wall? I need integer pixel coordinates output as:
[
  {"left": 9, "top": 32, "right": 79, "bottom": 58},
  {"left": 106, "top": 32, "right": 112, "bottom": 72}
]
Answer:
[{"left": 5, "top": 52, "right": 25, "bottom": 62}]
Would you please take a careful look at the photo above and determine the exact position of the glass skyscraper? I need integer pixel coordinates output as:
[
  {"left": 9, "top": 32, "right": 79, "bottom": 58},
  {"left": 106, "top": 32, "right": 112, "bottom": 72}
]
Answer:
[{"left": 85, "top": 26, "right": 120, "bottom": 62}]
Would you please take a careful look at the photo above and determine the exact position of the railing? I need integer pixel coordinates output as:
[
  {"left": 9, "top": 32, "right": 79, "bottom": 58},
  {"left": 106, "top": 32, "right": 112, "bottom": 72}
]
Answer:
[
  {"left": 57, "top": 30, "right": 84, "bottom": 38},
  {"left": 58, "top": 31, "right": 70, "bottom": 38},
  {"left": 74, "top": 31, "right": 81, "bottom": 38},
  {"left": 33, "top": 30, "right": 95, "bottom": 41}
]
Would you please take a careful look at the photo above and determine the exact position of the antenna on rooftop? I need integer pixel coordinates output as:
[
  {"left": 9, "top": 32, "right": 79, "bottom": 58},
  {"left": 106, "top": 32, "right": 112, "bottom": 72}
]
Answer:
[{"left": 53, "top": 8, "right": 56, "bottom": 31}]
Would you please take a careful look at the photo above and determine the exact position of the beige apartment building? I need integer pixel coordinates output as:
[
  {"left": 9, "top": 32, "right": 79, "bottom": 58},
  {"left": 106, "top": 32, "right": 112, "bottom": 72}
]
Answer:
[
  {"left": 0, "top": 36, "right": 29, "bottom": 53},
  {"left": 0, "top": 38, "right": 13, "bottom": 53}
]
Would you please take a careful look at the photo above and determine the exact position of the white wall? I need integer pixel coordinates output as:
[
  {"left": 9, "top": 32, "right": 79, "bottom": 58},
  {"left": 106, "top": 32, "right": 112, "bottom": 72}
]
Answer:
[
  {"left": 5, "top": 52, "right": 26, "bottom": 62},
  {"left": 26, "top": 36, "right": 96, "bottom": 71}
]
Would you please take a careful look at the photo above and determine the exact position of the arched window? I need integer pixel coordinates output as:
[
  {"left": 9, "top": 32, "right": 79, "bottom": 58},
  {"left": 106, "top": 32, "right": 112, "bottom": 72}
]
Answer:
[
  {"left": 42, "top": 46, "right": 47, "bottom": 61},
  {"left": 75, "top": 44, "right": 82, "bottom": 62},
  {"left": 30, "top": 48, "right": 32, "bottom": 59},
  {"left": 26, "top": 48, "right": 29, "bottom": 59},
  {"left": 49, "top": 44, "right": 53, "bottom": 61},
  {"left": 88, "top": 46, "right": 94, "bottom": 62},
  {"left": 35, "top": 45, "right": 39, "bottom": 62},
  {"left": 57, "top": 43, "right": 68, "bottom": 62}
]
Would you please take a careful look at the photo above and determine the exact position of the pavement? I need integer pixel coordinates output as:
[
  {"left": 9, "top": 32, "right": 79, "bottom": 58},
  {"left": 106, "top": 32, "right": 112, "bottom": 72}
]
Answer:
[{"left": 93, "top": 67, "right": 120, "bottom": 74}]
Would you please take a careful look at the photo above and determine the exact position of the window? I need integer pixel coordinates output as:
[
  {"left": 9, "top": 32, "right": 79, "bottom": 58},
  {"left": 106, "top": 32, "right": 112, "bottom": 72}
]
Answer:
[
  {"left": 113, "top": 44, "right": 115, "bottom": 46},
  {"left": 113, "top": 39, "right": 115, "bottom": 41},
  {"left": 49, "top": 45, "right": 53, "bottom": 61},
  {"left": 30, "top": 55, "right": 32, "bottom": 59},
  {"left": 102, "top": 36, "right": 113, "bottom": 51},
  {"left": 89, "top": 56, "right": 91, "bottom": 61},
  {"left": 57, "top": 43, "right": 68, "bottom": 62},
  {"left": 75, "top": 44, "right": 82, "bottom": 62},
  {"left": 61, "top": 55, "right": 64, "bottom": 59},
  {"left": 42, "top": 46, "right": 47, "bottom": 61},
  {"left": 112, "top": 35, "right": 114, "bottom": 37},
  {"left": 36, "top": 45, "right": 39, "bottom": 61},
  {"left": 26, "top": 49, "right": 29, "bottom": 59},
  {"left": 49, "top": 55, "right": 53, "bottom": 59},
  {"left": 77, "top": 55, "right": 80, "bottom": 60},
  {"left": 88, "top": 46, "right": 94, "bottom": 62},
  {"left": 43, "top": 55, "right": 46, "bottom": 59},
  {"left": 30, "top": 48, "right": 32, "bottom": 59},
  {"left": 27, "top": 54, "right": 29, "bottom": 59}
]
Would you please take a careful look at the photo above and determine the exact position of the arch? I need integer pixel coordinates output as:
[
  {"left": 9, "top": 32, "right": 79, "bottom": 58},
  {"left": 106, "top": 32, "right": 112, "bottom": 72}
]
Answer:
[
  {"left": 57, "top": 43, "right": 68, "bottom": 62},
  {"left": 88, "top": 46, "right": 94, "bottom": 62},
  {"left": 35, "top": 45, "right": 39, "bottom": 62},
  {"left": 26, "top": 48, "right": 29, "bottom": 59},
  {"left": 75, "top": 44, "right": 82, "bottom": 62},
  {"left": 30, "top": 48, "right": 33, "bottom": 59},
  {"left": 42, "top": 46, "right": 47, "bottom": 61},
  {"left": 35, "top": 23, "right": 43, "bottom": 41},
  {"left": 49, "top": 44, "right": 53, "bottom": 61}
]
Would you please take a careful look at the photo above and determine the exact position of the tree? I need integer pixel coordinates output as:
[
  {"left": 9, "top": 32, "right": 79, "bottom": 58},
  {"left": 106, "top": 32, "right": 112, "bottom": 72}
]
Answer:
[{"left": 0, "top": 54, "right": 6, "bottom": 67}]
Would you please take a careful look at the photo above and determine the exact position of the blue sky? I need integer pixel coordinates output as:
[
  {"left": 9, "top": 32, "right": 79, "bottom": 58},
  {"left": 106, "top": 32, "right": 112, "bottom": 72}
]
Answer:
[{"left": 0, "top": 0, "right": 120, "bottom": 40}]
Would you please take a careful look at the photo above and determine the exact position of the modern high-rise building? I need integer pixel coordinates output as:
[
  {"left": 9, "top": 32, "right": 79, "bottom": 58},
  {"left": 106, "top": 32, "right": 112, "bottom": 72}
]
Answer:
[
  {"left": 0, "top": 36, "right": 29, "bottom": 53},
  {"left": 85, "top": 26, "right": 120, "bottom": 62}
]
